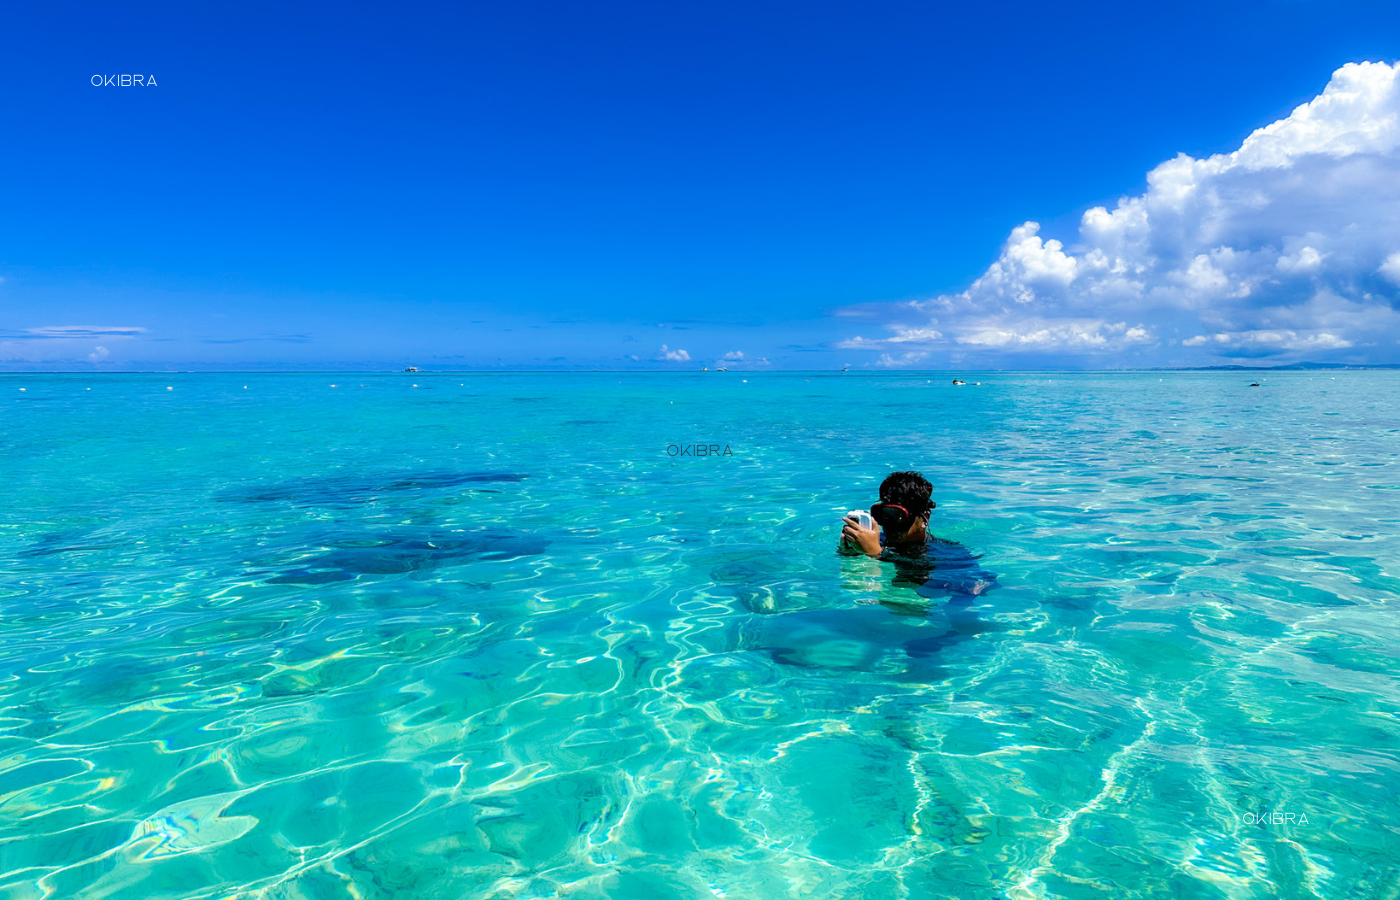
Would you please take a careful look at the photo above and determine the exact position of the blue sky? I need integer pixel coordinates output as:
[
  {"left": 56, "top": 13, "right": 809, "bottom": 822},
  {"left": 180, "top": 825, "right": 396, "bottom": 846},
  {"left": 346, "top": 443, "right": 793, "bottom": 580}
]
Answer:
[{"left": 3, "top": 0, "right": 1400, "bottom": 370}]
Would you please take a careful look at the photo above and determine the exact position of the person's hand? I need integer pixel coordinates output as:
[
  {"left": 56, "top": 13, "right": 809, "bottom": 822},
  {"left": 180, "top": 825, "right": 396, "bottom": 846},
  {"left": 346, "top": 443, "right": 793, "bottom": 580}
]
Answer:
[{"left": 841, "top": 515, "right": 882, "bottom": 558}]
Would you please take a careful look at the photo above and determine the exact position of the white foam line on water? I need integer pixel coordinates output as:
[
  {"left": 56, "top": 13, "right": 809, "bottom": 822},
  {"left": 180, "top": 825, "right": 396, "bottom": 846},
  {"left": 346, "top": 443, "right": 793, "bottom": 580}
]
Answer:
[{"left": 1007, "top": 696, "right": 1158, "bottom": 900}]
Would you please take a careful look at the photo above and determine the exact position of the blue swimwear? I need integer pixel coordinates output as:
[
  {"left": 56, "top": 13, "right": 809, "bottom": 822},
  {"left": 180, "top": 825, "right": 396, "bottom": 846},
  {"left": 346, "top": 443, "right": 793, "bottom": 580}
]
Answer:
[{"left": 878, "top": 533, "right": 998, "bottom": 599}]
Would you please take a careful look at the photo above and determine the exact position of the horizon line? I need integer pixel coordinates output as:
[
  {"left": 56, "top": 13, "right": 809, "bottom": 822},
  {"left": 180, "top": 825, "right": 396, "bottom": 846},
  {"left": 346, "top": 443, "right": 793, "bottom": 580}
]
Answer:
[{"left": 5, "top": 364, "right": 1400, "bottom": 376}]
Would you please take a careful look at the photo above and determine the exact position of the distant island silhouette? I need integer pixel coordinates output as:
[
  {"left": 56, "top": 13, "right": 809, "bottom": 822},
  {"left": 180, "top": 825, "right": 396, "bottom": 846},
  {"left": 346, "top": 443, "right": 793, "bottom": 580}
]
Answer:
[{"left": 1155, "top": 361, "right": 1400, "bottom": 371}]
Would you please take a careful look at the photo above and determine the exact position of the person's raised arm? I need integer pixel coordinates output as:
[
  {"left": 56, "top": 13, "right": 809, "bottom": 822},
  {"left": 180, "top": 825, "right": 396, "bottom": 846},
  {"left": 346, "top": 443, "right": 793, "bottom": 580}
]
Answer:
[{"left": 841, "top": 515, "right": 883, "bottom": 558}]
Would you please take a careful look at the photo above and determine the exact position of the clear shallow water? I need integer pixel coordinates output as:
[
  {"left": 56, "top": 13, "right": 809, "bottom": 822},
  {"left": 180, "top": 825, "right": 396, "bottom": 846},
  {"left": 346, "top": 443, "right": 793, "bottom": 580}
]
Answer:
[{"left": 2, "top": 371, "right": 1398, "bottom": 899}]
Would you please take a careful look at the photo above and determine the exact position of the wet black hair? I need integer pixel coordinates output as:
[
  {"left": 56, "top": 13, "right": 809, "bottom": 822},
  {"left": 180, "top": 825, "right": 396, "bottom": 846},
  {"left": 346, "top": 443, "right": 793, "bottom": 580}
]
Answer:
[{"left": 879, "top": 470, "right": 935, "bottom": 518}]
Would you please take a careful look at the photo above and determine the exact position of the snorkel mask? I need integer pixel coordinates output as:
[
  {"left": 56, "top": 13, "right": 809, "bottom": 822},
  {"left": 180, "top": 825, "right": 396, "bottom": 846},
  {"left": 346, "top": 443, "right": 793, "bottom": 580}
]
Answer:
[{"left": 870, "top": 500, "right": 934, "bottom": 533}]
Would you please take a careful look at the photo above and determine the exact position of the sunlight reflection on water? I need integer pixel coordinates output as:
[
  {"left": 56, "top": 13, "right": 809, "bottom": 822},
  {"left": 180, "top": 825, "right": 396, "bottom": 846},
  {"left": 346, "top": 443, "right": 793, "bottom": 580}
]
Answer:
[{"left": 1, "top": 371, "right": 1397, "bottom": 898}]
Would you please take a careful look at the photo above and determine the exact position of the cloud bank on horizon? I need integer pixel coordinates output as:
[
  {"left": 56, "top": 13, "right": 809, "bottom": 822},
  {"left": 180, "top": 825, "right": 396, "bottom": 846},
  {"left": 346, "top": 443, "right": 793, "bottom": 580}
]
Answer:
[{"left": 840, "top": 61, "right": 1400, "bottom": 367}]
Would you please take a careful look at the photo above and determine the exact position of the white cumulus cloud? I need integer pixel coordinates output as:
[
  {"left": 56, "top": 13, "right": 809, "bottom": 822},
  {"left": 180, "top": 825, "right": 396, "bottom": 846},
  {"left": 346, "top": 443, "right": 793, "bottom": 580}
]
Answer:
[
  {"left": 656, "top": 344, "right": 690, "bottom": 362},
  {"left": 834, "top": 326, "right": 943, "bottom": 350},
  {"left": 841, "top": 61, "right": 1400, "bottom": 364},
  {"left": 1381, "top": 252, "right": 1400, "bottom": 285},
  {"left": 875, "top": 351, "right": 930, "bottom": 367}
]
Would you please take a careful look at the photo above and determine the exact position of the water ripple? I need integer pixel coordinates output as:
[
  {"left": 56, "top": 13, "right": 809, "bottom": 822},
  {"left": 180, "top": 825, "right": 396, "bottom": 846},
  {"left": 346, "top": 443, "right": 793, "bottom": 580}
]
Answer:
[{"left": 0, "top": 371, "right": 1397, "bottom": 898}]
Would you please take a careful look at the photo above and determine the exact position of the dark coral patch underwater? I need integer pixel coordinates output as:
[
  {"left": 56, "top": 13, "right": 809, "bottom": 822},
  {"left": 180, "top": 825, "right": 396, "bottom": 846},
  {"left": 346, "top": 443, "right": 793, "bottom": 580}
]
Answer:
[
  {"left": 219, "top": 470, "right": 528, "bottom": 507},
  {"left": 264, "top": 529, "right": 550, "bottom": 584}
]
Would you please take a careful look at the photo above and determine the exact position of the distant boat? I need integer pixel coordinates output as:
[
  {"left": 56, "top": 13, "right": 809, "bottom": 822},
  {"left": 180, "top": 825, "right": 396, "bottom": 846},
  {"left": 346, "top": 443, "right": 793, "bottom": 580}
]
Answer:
[
  {"left": 717, "top": 367, "right": 727, "bottom": 372},
  {"left": 404, "top": 366, "right": 419, "bottom": 373}
]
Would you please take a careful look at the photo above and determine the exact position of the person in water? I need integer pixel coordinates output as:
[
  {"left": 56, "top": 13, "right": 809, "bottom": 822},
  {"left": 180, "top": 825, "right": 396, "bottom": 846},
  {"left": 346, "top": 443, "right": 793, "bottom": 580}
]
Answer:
[{"left": 841, "top": 470, "right": 997, "bottom": 598}]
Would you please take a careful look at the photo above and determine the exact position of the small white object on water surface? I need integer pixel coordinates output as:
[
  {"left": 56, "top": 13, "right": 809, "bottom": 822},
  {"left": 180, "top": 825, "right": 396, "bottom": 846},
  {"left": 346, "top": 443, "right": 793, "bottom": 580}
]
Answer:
[
  {"left": 19, "top": 388, "right": 25, "bottom": 391},
  {"left": 167, "top": 387, "right": 172, "bottom": 391}
]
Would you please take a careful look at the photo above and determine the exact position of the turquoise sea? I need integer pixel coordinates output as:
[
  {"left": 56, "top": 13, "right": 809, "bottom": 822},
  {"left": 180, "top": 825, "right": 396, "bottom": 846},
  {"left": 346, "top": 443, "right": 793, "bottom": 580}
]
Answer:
[{"left": 2, "top": 371, "right": 1398, "bottom": 899}]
